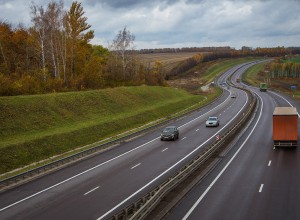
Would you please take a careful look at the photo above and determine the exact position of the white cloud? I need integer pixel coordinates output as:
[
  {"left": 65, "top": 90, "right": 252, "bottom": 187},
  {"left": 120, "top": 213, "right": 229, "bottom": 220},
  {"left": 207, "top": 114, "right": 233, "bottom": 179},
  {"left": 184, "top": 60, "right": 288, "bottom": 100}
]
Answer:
[{"left": 1, "top": 0, "right": 300, "bottom": 49}]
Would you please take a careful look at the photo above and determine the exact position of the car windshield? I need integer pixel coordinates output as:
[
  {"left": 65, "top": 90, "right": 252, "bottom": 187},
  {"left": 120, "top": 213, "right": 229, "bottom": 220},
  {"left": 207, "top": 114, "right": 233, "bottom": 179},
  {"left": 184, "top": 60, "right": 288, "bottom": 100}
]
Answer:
[
  {"left": 208, "top": 117, "right": 217, "bottom": 121},
  {"left": 163, "top": 127, "right": 174, "bottom": 132}
]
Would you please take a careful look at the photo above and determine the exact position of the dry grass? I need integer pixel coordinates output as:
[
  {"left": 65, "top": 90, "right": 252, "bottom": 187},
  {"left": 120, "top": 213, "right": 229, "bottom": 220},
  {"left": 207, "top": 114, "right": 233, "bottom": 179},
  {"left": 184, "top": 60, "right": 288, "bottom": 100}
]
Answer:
[{"left": 139, "top": 52, "right": 205, "bottom": 72}]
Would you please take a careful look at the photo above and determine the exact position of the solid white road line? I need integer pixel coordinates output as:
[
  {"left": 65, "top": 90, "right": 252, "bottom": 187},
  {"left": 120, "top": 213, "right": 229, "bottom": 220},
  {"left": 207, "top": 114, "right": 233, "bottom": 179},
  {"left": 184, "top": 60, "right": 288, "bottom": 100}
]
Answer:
[
  {"left": 259, "top": 184, "right": 264, "bottom": 193},
  {"left": 84, "top": 186, "right": 99, "bottom": 196},
  {"left": 131, "top": 163, "right": 141, "bottom": 170},
  {"left": 182, "top": 93, "right": 263, "bottom": 220}
]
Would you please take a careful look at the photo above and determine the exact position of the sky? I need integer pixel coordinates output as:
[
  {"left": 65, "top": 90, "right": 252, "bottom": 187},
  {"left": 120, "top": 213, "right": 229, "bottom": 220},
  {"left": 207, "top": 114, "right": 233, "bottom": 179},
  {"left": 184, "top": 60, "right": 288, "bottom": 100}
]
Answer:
[{"left": 1, "top": 0, "right": 300, "bottom": 49}]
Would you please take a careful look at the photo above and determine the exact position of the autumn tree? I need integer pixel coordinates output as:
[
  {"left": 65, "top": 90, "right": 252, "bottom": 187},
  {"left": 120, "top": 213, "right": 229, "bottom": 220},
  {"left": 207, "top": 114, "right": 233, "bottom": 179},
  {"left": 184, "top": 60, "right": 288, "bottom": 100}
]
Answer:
[
  {"left": 65, "top": 1, "right": 94, "bottom": 79},
  {"left": 45, "top": 0, "right": 64, "bottom": 79},
  {"left": 146, "top": 61, "right": 165, "bottom": 85},
  {"left": 110, "top": 26, "right": 136, "bottom": 81},
  {"left": 30, "top": 3, "right": 47, "bottom": 80},
  {"left": 0, "top": 21, "right": 13, "bottom": 75}
]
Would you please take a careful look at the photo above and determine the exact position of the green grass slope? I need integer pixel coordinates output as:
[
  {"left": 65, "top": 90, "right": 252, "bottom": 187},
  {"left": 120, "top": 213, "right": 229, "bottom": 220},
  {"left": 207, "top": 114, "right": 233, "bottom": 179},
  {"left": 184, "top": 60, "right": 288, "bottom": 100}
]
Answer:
[{"left": 0, "top": 86, "right": 208, "bottom": 174}]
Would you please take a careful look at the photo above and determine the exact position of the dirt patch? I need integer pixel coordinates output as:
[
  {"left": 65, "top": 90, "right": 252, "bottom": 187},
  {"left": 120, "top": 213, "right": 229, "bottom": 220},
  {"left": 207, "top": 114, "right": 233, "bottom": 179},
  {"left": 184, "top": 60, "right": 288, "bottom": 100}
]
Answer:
[{"left": 166, "top": 61, "right": 215, "bottom": 94}]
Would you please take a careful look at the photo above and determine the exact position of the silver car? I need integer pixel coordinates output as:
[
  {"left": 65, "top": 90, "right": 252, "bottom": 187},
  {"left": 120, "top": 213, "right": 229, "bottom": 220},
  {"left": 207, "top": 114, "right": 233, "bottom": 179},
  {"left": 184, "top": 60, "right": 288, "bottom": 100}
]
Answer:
[{"left": 206, "top": 117, "right": 220, "bottom": 127}]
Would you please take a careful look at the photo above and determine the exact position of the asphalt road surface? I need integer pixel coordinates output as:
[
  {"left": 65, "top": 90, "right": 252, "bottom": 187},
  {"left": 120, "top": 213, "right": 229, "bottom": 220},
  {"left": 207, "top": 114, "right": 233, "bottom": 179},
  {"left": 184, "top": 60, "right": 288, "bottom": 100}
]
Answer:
[
  {"left": 0, "top": 61, "right": 275, "bottom": 220},
  {"left": 166, "top": 62, "right": 300, "bottom": 220}
]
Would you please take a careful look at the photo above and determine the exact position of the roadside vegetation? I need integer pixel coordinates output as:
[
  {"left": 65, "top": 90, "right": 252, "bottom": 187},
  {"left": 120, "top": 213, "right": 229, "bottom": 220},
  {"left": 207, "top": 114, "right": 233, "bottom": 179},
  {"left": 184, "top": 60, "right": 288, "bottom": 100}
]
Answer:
[
  {"left": 202, "top": 58, "right": 259, "bottom": 83},
  {"left": 243, "top": 57, "right": 300, "bottom": 99},
  {"left": 167, "top": 57, "right": 260, "bottom": 93},
  {"left": 242, "top": 62, "right": 268, "bottom": 86},
  {"left": 0, "top": 86, "right": 221, "bottom": 176}
]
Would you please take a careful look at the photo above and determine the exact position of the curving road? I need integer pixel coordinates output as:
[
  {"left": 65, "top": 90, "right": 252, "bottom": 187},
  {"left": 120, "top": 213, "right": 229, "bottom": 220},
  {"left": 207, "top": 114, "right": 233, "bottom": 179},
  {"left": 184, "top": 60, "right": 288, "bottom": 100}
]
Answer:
[
  {"left": 0, "top": 62, "right": 263, "bottom": 220},
  {"left": 166, "top": 62, "right": 300, "bottom": 220}
]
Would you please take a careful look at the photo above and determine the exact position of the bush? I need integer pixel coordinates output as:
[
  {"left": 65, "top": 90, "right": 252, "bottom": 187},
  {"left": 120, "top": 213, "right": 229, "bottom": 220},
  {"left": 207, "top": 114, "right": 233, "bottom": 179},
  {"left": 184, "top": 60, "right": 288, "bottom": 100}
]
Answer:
[{"left": 0, "top": 73, "right": 14, "bottom": 95}]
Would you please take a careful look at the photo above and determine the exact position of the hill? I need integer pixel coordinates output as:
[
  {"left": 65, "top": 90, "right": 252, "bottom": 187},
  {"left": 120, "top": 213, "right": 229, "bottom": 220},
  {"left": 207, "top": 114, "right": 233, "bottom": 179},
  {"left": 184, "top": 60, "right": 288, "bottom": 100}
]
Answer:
[{"left": 0, "top": 86, "right": 215, "bottom": 175}]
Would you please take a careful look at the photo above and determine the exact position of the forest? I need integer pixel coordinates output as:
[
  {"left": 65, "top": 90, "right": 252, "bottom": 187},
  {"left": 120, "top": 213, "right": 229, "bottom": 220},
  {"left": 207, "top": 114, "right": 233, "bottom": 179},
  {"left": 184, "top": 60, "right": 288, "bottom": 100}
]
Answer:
[
  {"left": 0, "top": 1, "right": 167, "bottom": 96},
  {"left": 0, "top": 0, "right": 299, "bottom": 96}
]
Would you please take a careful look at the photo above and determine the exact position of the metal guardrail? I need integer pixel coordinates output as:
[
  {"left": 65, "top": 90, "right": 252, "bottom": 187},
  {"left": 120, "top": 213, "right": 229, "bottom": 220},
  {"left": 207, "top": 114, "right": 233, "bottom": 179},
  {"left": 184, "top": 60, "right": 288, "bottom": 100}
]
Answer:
[
  {"left": 108, "top": 86, "right": 257, "bottom": 220},
  {"left": 0, "top": 88, "right": 225, "bottom": 192}
]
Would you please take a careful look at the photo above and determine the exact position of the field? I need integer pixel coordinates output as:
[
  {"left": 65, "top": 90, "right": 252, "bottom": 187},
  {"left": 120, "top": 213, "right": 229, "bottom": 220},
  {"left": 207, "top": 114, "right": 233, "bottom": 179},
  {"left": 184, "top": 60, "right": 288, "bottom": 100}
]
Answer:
[
  {"left": 139, "top": 52, "right": 203, "bottom": 72},
  {"left": 0, "top": 86, "right": 220, "bottom": 176},
  {"left": 282, "top": 56, "right": 300, "bottom": 63}
]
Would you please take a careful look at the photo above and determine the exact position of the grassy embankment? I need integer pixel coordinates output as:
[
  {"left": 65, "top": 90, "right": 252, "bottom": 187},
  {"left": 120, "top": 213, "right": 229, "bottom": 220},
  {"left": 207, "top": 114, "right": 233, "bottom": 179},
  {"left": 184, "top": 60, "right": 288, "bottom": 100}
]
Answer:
[
  {"left": 0, "top": 86, "right": 221, "bottom": 177},
  {"left": 242, "top": 62, "right": 268, "bottom": 86},
  {"left": 203, "top": 58, "right": 259, "bottom": 83}
]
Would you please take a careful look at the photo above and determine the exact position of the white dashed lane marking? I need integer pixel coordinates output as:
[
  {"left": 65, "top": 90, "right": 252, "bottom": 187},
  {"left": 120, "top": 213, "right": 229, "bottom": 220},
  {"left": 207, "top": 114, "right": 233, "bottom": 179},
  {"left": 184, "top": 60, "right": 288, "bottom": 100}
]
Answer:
[
  {"left": 259, "top": 184, "right": 264, "bottom": 193},
  {"left": 84, "top": 186, "right": 100, "bottom": 196},
  {"left": 131, "top": 163, "right": 141, "bottom": 170}
]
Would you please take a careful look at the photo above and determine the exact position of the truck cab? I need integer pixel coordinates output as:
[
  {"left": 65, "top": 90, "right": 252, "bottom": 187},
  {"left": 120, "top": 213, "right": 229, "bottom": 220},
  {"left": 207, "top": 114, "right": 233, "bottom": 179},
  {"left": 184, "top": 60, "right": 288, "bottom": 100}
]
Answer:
[{"left": 260, "top": 83, "right": 268, "bottom": 91}]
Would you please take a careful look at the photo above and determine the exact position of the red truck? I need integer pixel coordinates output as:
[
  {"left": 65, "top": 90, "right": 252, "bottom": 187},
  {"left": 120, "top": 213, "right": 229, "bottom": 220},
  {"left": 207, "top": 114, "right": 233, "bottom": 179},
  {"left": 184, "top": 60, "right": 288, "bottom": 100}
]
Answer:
[{"left": 273, "top": 107, "right": 298, "bottom": 147}]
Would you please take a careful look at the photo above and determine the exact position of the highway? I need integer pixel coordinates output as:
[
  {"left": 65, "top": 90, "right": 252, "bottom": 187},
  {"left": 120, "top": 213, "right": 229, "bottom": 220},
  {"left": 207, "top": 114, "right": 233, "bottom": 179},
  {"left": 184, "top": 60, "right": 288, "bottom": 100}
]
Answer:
[
  {"left": 0, "top": 61, "right": 280, "bottom": 220},
  {"left": 166, "top": 64, "right": 300, "bottom": 220}
]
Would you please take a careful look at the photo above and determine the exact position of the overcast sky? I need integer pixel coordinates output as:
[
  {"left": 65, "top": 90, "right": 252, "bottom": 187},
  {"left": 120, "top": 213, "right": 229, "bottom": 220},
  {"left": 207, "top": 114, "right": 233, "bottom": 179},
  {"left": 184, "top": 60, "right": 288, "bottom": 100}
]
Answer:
[{"left": 1, "top": 0, "right": 300, "bottom": 49}]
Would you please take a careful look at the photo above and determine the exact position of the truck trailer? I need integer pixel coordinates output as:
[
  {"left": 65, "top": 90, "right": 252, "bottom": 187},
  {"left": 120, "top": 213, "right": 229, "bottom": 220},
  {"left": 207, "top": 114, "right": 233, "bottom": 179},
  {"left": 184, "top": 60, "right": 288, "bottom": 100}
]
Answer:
[{"left": 273, "top": 107, "right": 298, "bottom": 147}]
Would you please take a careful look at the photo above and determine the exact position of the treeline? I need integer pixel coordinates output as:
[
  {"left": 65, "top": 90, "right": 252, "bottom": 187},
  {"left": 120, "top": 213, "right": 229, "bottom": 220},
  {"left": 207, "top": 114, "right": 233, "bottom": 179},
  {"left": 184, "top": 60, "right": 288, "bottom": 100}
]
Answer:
[
  {"left": 0, "top": 1, "right": 165, "bottom": 96},
  {"left": 168, "top": 47, "right": 295, "bottom": 77},
  {"left": 269, "top": 58, "right": 300, "bottom": 78},
  {"left": 139, "top": 46, "right": 232, "bottom": 54}
]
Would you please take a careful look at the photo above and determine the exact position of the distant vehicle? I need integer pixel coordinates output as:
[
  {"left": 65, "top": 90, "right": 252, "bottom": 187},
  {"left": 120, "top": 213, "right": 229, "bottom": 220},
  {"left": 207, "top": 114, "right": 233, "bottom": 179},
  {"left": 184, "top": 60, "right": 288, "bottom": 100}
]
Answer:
[
  {"left": 161, "top": 126, "right": 179, "bottom": 141},
  {"left": 260, "top": 83, "right": 268, "bottom": 91},
  {"left": 231, "top": 92, "right": 237, "bottom": 98},
  {"left": 236, "top": 78, "right": 240, "bottom": 83},
  {"left": 273, "top": 107, "right": 298, "bottom": 147},
  {"left": 206, "top": 117, "right": 220, "bottom": 127}
]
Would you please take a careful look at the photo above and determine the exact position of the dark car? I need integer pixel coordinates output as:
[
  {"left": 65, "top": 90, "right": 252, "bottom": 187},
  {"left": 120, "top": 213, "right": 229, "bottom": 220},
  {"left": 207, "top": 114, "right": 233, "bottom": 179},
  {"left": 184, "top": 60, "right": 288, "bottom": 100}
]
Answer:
[{"left": 161, "top": 126, "right": 179, "bottom": 141}]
